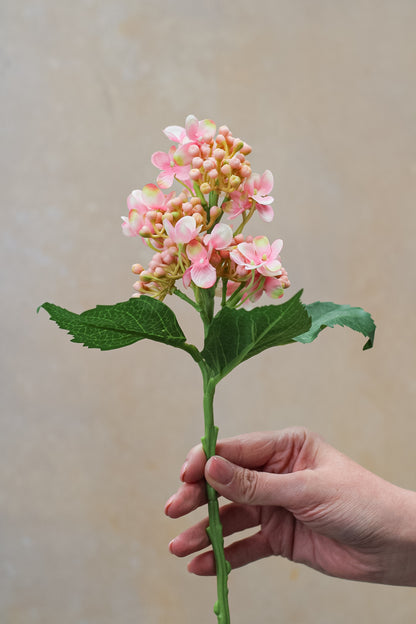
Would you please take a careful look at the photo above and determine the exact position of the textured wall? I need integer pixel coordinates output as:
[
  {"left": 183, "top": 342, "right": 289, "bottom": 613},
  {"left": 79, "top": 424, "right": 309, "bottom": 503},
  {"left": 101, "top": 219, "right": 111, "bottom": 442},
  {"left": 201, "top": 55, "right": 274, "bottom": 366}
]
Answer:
[{"left": 2, "top": 1, "right": 416, "bottom": 622}]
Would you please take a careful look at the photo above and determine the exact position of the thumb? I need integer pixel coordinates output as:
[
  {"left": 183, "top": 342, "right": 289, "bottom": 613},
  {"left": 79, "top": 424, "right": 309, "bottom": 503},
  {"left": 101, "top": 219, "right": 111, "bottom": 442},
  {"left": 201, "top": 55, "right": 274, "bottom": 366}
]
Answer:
[{"left": 205, "top": 456, "right": 306, "bottom": 508}]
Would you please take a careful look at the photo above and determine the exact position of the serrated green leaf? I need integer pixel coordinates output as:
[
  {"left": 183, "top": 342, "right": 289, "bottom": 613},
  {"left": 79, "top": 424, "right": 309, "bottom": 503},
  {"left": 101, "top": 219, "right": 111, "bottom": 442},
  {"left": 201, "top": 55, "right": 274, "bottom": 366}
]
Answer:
[
  {"left": 201, "top": 290, "right": 311, "bottom": 381},
  {"left": 39, "top": 296, "right": 187, "bottom": 351},
  {"left": 294, "top": 301, "right": 376, "bottom": 350}
]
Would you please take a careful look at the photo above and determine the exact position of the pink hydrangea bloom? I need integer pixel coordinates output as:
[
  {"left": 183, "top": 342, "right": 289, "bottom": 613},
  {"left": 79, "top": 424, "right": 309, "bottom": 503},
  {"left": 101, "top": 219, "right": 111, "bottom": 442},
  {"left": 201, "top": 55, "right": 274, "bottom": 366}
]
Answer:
[
  {"left": 121, "top": 184, "right": 172, "bottom": 237},
  {"left": 151, "top": 146, "right": 192, "bottom": 189},
  {"left": 184, "top": 241, "right": 217, "bottom": 288},
  {"left": 222, "top": 191, "right": 252, "bottom": 220},
  {"left": 230, "top": 236, "right": 283, "bottom": 277},
  {"left": 244, "top": 170, "right": 274, "bottom": 222},
  {"left": 203, "top": 223, "right": 233, "bottom": 254},
  {"left": 163, "top": 216, "right": 202, "bottom": 244}
]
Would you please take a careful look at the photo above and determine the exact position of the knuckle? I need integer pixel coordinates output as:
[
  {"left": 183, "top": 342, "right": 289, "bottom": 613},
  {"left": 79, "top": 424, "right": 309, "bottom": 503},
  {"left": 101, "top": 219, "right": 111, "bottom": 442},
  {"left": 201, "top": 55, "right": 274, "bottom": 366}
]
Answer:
[{"left": 237, "top": 468, "right": 259, "bottom": 504}]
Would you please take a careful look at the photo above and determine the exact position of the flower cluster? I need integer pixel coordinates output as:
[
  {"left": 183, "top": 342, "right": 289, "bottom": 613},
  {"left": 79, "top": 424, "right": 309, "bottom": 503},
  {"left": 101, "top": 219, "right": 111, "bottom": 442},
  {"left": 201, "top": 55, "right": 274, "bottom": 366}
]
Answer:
[{"left": 122, "top": 115, "right": 290, "bottom": 308}]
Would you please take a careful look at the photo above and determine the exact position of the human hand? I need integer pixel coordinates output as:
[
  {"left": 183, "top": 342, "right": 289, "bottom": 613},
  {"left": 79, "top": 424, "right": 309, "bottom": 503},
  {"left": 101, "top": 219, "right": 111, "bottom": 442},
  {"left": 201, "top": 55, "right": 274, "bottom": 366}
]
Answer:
[{"left": 165, "top": 427, "right": 416, "bottom": 586}]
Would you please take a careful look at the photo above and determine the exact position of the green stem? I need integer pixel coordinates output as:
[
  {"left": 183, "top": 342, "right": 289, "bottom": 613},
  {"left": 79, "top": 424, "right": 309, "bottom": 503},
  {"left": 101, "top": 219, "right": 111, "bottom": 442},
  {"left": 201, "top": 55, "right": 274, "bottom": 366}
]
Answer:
[{"left": 200, "top": 366, "right": 231, "bottom": 624}]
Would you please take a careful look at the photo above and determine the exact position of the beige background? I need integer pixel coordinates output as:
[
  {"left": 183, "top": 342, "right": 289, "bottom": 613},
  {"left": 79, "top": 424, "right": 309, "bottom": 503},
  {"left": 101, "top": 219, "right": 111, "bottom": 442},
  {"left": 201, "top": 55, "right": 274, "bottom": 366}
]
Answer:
[{"left": 2, "top": 1, "right": 416, "bottom": 622}]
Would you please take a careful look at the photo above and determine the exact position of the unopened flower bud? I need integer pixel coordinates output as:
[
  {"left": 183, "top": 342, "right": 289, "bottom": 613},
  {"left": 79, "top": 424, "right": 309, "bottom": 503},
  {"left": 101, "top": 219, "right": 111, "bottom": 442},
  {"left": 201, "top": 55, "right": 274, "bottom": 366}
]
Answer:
[
  {"left": 233, "top": 234, "right": 244, "bottom": 244},
  {"left": 190, "top": 168, "right": 202, "bottom": 180},
  {"left": 190, "top": 196, "right": 200, "bottom": 206},
  {"left": 240, "top": 165, "right": 251, "bottom": 178},
  {"left": 132, "top": 263, "right": 144, "bottom": 274},
  {"left": 229, "top": 156, "right": 241, "bottom": 169},
  {"left": 154, "top": 267, "right": 166, "bottom": 278},
  {"left": 203, "top": 158, "right": 216, "bottom": 171},
  {"left": 164, "top": 212, "right": 174, "bottom": 223},
  {"left": 139, "top": 226, "right": 152, "bottom": 237},
  {"left": 188, "top": 144, "right": 201, "bottom": 157},
  {"left": 192, "top": 156, "right": 203, "bottom": 168},
  {"left": 229, "top": 175, "right": 241, "bottom": 188},
  {"left": 133, "top": 280, "right": 144, "bottom": 290},
  {"left": 182, "top": 202, "right": 193, "bottom": 214},
  {"left": 221, "top": 163, "right": 232, "bottom": 176},
  {"left": 219, "top": 249, "right": 230, "bottom": 260},
  {"left": 200, "top": 144, "right": 211, "bottom": 158},
  {"left": 233, "top": 139, "right": 244, "bottom": 152},
  {"left": 218, "top": 125, "right": 231, "bottom": 136},
  {"left": 210, "top": 205, "right": 220, "bottom": 219},
  {"left": 208, "top": 169, "right": 218, "bottom": 179},
  {"left": 200, "top": 182, "right": 211, "bottom": 194},
  {"left": 241, "top": 143, "right": 252, "bottom": 155},
  {"left": 140, "top": 271, "right": 153, "bottom": 282},
  {"left": 213, "top": 148, "right": 226, "bottom": 160},
  {"left": 193, "top": 213, "right": 204, "bottom": 226},
  {"left": 215, "top": 134, "right": 226, "bottom": 145}
]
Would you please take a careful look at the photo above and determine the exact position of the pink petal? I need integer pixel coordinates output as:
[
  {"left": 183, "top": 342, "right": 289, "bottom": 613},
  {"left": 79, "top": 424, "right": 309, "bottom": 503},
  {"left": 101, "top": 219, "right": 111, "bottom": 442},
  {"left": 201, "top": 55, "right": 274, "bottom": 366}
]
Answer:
[
  {"left": 229, "top": 248, "right": 246, "bottom": 266},
  {"left": 173, "top": 144, "right": 194, "bottom": 166},
  {"left": 204, "top": 223, "right": 233, "bottom": 250},
  {"left": 258, "top": 259, "right": 282, "bottom": 277},
  {"left": 186, "top": 240, "right": 207, "bottom": 262},
  {"left": 254, "top": 194, "right": 274, "bottom": 205},
  {"left": 151, "top": 151, "right": 171, "bottom": 169},
  {"left": 176, "top": 216, "right": 200, "bottom": 244},
  {"left": 271, "top": 239, "right": 283, "bottom": 257},
  {"left": 182, "top": 267, "right": 192, "bottom": 288},
  {"left": 163, "top": 125, "right": 186, "bottom": 143},
  {"left": 157, "top": 169, "right": 175, "bottom": 189},
  {"left": 142, "top": 183, "right": 164, "bottom": 207},
  {"left": 198, "top": 119, "right": 216, "bottom": 140},
  {"left": 259, "top": 170, "right": 274, "bottom": 195},
  {"left": 236, "top": 242, "right": 258, "bottom": 264},
  {"left": 252, "top": 236, "right": 271, "bottom": 257},
  {"left": 256, "top": 203, "right": 274, "bottom": 222},
  {"left": 190, "top": 262, "right": 217, "bottom": 288},
  {"left": 185, "top": 115, "right": 199, "bottom": 141}
]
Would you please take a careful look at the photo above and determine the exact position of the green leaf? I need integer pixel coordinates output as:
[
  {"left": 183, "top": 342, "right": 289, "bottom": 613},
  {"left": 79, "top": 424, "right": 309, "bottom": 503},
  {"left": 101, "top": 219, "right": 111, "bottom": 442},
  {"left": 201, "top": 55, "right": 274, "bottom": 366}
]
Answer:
[
  {"left": 38, "top": 296, "right": 188, "bottom": 351},
  {"left": 201, "top": 290, "right": 311, "bottom": 381},
  {"left": 295, "top": 301, "right": 376, "bottom": 350}
]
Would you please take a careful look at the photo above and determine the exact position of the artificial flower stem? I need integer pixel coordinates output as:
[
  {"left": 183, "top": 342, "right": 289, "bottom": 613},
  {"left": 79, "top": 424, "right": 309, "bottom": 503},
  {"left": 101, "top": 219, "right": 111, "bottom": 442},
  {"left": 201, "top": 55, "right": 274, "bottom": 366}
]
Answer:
[{"left": 200, "top": 369, "right": 231, "bottom": 624}]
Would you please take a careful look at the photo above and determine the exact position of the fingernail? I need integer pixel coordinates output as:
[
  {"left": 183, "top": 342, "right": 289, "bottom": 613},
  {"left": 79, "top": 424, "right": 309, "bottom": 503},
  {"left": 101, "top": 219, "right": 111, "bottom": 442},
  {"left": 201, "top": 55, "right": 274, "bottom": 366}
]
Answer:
[
  {"left": 180, "top": 461, "right": 188, "bottom": 481},
  {"left": 164, "top": 495, "right": 175, "bottom": 515},
  {"left": 207, "top": 456, "right": 234, "bottom": 485}
]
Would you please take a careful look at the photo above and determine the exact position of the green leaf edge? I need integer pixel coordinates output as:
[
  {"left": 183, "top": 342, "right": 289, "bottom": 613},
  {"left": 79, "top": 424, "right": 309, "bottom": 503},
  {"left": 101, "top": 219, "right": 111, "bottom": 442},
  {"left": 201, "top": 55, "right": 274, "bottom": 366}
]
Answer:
[{"left": 294, "top": 301, "right": 376, "bottom": 351}]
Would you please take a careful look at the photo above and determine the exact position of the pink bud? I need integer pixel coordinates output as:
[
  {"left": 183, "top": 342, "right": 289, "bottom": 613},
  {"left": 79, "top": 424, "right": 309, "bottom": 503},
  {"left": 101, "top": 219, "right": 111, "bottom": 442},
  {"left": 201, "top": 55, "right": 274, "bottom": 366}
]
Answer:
[
  {"left": 132, "top": 263, "right": 144, "bottom": 274},
  {"left": 241, "top": 143, "right": 252, "bottom": 155},
  {"left": 210, "top": 205, "right": 220, "bottom": 219},
  {"left": 133, "top": 280, "right": 144, "bottom": 290},
  {"left": 139, "top": 226, "right": 152, "bottom": 237},
  {"left": 219, "top": 249, "right": 230, "bottom": 260},
  {"left": 240, "top": 165, "right": 251, "bottom": 178},
  {"left": 200, "top": 144, "right": 211, "bottom": 158},
  {"left": 192, "top": 156, "right": 203, "bottom": 168},
  {"left": 164, "top": 212, "right": 174, "bottom": 223},
  {"left": 190, "top": 168, "right": 202, "bottom": 180},
  {"left": 154, "top": 267, "right": 166, "bottom": 277},
  {"left": 234, "top": 234, "right": 244, "bottom": 244},
  {"left": 213, "top": 148, "right": 226, "bottom": 160},
  {"left": 188, "top": 144, "right": 201, "bottom": 157},
  {"left": 229, "top": 157, "right": 241, "bottom": 169},
  {"left": 194, "top": 213, "right": 204, "bottom": 226},
  {"left": 154, "top": 223, "right": 163, "bottom": 233},
  {"left": 200, "top": 182, "right": 211, "bottom": 194},
  {"left": 182, "top": 202, "right": 193, "bottom": 214},
  {"left": 215, "top": 134, "right": 226, "bottom": 145},
  {"left": 190, "top": 196, "right": 201, "bottom": 206},
  {"left": 221, "top": 164, "right": 231, "bottom": 176},
  {"left": 203, "top": 159, "right": 216, "bottom": 171},
  {"left": 208, "top": 169, "right": 218, "bottom": 179},
  {"left": 218, "top": 125, "right": 230, "bottom": 136}
]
